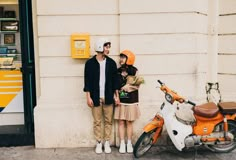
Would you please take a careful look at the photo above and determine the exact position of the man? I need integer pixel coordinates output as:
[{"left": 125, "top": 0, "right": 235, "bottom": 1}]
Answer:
[{"left": 83, "top": 38, "right": 119, "bottom": 154}]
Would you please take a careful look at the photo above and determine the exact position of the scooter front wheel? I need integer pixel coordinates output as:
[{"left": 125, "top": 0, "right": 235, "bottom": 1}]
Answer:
[{"left": 133, "top": 129, "right": 156, "bottom": 158}]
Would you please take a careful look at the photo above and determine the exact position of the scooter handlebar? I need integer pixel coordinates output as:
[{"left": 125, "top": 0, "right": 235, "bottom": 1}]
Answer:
[
  {"left": 187, "top": 100, "right": 196, "bottom": 106},
  {"left": 158, "top": 80, "right": 196, "bottom": 106},
  {"left": 157, "top": 80, "right": 164, "bottom": 85}
]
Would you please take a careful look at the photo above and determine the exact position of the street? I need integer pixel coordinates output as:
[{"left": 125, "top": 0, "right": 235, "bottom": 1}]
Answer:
[{"left": 0, "top": 145, "right": 235, "bottom": 160}]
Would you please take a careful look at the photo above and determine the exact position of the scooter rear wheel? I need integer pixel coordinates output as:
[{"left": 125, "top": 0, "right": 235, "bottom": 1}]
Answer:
[
  {"left": 133, "top": 129, "right": 156, "bottom": 158},
  {"left": 207, "top": 121, "right": 236, "bottom": 152}
]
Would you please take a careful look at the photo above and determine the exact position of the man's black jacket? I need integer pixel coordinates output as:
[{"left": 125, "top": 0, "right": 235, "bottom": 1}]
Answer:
[{"left": 83, "top": 55, "right": 118, "bottom": 106}]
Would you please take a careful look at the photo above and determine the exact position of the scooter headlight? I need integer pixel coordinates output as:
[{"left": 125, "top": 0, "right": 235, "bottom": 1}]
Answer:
[{"left": 165, "top": 93, "right": 173, "bottom": 103}]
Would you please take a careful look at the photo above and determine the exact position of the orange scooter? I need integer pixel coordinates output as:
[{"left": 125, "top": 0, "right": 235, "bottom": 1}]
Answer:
[{"left": 133, "top": 80, "right": 236, "bottom": 158}]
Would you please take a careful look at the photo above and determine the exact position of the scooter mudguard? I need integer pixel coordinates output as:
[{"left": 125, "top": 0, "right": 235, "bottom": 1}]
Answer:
[
  {"left": 143, "top": 115, "right": 164, "bottom": 132},
  {"left": 143, "top": 115, "right": 164, "bottom": 144}
]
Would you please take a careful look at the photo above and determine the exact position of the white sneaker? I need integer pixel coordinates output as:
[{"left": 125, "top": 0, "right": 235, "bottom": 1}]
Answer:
[
  {"left": 119, "top": 142, "right": 126, "bottom": 153},
  {"left": 95, "top": 142, "right": 103, "bottom": 154},
  {"left": 127, "top": 143, "right": 133, "bottom": 153},
  {"left": 104, "top": 141, "right": 111, "bottom": 153}
]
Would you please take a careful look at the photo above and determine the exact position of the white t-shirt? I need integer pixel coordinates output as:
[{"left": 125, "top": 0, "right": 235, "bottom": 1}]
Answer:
[{"left": 99, "top": 58, "right": 106, "bottom": 98}]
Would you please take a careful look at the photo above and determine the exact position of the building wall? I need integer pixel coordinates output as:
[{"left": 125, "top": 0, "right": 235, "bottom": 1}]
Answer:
[
  {"left": 218, "top": 0, "right": 236, "bottom": 101},
  {"left": 34, "top": 0, "right": 119, "bottom": 148},
  {"left": 34, "top": 0, "right": 211, "bottom": 148}
]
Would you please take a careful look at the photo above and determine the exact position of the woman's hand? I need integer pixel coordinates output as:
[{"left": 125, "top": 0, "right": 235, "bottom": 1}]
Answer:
[
  {"left": 121, "top": 84, "right": 139, "bottom": 92},
  {"left": 114, "top": 96, "right": 120, "bottom": 106},
  {"left": 114, "top": 90, "right": 120, "bottom": 106},
  {"left": 121, "top": 84, "right": 130, "bottom": 92}
]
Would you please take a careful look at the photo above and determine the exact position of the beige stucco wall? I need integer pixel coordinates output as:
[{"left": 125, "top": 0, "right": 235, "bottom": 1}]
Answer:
[
  {"left": 33, "top": 0, "right": 235, "bottom": 148},
  {"left": 218, "top": 0, "right": 236, "bottom": 101}
]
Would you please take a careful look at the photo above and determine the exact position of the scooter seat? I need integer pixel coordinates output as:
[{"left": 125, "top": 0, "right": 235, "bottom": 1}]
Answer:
[
  {"left": 193, "top": 102, "right": 219, "bottom": 118},
  {"left": 218, "top": 102, "right": 236, "bottom": 114}
]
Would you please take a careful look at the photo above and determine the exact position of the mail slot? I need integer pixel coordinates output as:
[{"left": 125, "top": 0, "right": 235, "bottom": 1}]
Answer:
[{"left": 71, "top": 33, "right": 90, "bottom": 58}]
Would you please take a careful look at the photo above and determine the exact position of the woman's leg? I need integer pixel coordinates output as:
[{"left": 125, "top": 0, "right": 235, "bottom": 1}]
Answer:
[
  {"left": 119, "top": 120, "right": 125, "bottom": 141},
  {"left": 126, "top": 121, "right": 133, "bottom": 140},
  {"left": 119, "top": 120, "right": 126, "bottom": 153},
  {"left": 126, "top": 121, "right": 134, "bottom": 153}
]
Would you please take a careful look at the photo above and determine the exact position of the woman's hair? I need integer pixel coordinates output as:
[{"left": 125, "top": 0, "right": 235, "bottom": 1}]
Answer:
[{"left": 120, "top": 65, "right": 137, "bottom": 76}]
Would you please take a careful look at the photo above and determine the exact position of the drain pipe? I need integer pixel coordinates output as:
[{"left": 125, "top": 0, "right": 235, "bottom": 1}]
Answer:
[{"left": 206, "top": 0, "right": 221, "bottom": 103}]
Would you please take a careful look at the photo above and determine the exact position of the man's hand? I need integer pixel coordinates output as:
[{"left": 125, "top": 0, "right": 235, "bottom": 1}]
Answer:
[
  {"left": 86, "top": 92, "right": 94, "bottom": 107},
  {"left": 87, "top": 97, "right": 94, "bottom": 107}
]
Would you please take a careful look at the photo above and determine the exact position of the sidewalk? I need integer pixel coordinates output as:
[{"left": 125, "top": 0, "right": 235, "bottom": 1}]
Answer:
[{"left": 0, "top": 145, "right": 236, "bottom": 160}]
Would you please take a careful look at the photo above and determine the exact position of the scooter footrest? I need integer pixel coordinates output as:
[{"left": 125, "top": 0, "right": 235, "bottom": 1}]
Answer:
[{"left": 218, "top": 102, "right": 236, "bottom": 114}]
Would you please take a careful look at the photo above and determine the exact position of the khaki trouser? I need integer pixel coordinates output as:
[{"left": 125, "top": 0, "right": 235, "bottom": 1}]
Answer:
[{"left": 92, "top": 98, "right": 113, "bottom": 142}]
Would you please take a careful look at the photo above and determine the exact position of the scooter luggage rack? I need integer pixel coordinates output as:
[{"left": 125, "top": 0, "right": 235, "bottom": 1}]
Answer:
[{"left": 218, "top": 102, "right": 236, "bottom": 114}]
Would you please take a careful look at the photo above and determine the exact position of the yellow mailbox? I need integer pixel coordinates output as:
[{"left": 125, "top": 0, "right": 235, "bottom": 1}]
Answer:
[{"left": 71, "top": 33, "right": 90, "bottom": 58}]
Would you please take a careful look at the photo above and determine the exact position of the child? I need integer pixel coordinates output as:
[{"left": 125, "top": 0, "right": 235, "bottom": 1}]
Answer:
[{"left": 114, "top": 50, "right": 143, "bottom": 153}]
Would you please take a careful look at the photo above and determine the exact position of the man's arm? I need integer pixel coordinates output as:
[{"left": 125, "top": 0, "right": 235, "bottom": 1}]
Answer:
[{"left": 84, "top": 61, "right": 93, "bottom": 107}]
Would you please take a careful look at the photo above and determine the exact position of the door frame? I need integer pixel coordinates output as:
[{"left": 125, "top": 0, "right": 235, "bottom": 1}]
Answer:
[{"left": 0, "top": 0, "right": 36, "bottom": 146}]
